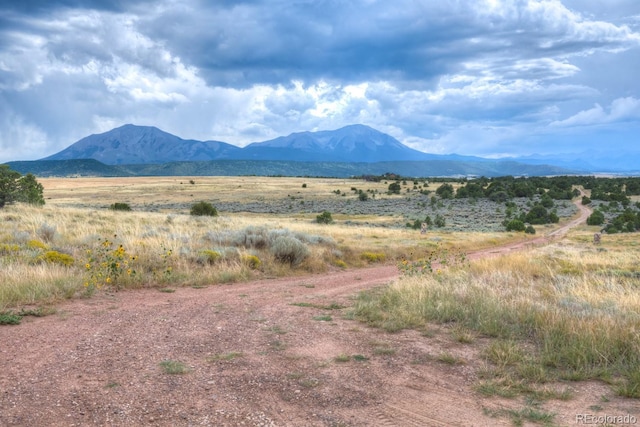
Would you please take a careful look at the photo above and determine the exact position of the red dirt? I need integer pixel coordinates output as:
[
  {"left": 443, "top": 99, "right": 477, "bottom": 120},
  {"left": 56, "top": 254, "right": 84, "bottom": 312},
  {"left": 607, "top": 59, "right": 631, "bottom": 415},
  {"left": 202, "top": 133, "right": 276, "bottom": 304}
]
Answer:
[{"left": 1, "top": 199, "right": 638, "bottom": 426}]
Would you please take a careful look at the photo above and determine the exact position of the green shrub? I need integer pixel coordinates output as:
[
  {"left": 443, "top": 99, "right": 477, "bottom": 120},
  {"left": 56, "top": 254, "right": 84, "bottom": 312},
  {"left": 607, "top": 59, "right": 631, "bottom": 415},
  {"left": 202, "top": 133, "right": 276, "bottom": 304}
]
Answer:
[
  {"left": 388, "top": 182, "right": 401, "bottom": 194},
  {"left": 110, "top": 202, "right": 132, "bottom": 211},
  {"left": 190, "top": 201, "right": 218, "bottom": 217},
  {"left": 524, "top": 225, "right": 536, "bottom": 234},
  {"left": 506, "top": 219, "right": 525, "bottom": 232},
  {"left": 316, "top": 211, "right": 333, "bottom": 224},
  {"left": 587, "top": 209, "right": 605, "bottom": 226},
  {"left": 271, "top": 236, "right": 310, "bottom": 266}
]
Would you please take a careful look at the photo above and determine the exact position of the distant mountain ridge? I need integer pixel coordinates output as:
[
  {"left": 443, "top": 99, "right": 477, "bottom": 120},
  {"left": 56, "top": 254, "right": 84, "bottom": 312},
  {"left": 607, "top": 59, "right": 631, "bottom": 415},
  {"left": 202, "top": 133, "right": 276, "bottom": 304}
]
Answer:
[
  {"left": 42, "top": 124, "right": 471, "bottom": 165},
  {"left": 27, "top": 123, "right": 638, "bottom": 176}
]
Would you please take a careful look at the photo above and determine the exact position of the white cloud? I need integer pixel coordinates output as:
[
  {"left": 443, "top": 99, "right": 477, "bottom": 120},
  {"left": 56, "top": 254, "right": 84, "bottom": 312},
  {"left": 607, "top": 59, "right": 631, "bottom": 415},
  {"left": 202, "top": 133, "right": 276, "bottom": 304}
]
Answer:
[{"left": 551, "top": 97, "right": 640, "bottom": 127}]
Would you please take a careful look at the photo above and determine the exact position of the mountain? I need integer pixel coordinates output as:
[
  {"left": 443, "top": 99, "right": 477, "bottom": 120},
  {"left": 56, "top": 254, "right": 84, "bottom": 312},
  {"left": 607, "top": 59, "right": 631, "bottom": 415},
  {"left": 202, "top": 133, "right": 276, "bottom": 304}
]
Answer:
[
  {"left": 32, "top": 123, "right": 588, "bottom": 177},
  {"left": 41, "top": 124, "right": 474, "bottom": 165},
  {"left": 238, "top": 124, "right": 435, "bottom": 162},
  {"left": 42, "top": 124, "right": 241, "bottom": 165}
]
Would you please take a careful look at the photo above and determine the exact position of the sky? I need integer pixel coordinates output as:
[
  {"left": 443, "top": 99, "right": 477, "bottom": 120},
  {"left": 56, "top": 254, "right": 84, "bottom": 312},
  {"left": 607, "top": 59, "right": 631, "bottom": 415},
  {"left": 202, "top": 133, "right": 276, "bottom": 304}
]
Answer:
[{"left": 1, "top": 0, "right": 639, "bottom": 163}]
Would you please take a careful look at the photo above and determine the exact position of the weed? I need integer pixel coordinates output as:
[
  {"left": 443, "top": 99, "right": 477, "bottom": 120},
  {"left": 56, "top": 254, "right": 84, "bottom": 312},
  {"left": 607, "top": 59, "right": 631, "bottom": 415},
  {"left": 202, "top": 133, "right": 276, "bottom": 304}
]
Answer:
[
  {"left": 437, "top": 352, "right": 465, "bottom": 365},
  {"left": 159, "top": 360, "right": 190, "bottom": 374},
  {"left": 270, "top": 340, "right": 287, "bottom": 351},
  {"left": 158, "top": 288, "right": 175, "bottom": 293},
  {"left": 84, "top": 236, "right": 137, "bottom": 291},
  {"left": 207, "top": 352, "right": 243, "bottom": 362},
  {"left": 0, "top": 311, "right": 22, "bottom": 325},
  {"left": 313, "top": 315, "right": 332, "bottom": 321},
  {"left": 616, "top": 367, "right": 640, "bottom": 398},
  {"left": 334, "top": 354, "right": 351, "bottom": 363},
  {"left": 352, "top": 354, "right": 369, "bottom": 362},
  {"left": 242, "top": 254, "right": 261, "bottom": 269}
]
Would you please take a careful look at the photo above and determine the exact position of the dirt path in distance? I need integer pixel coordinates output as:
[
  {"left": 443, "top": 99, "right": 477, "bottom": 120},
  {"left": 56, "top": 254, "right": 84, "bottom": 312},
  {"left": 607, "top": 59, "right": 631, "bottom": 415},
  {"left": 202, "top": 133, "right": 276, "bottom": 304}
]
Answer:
[{"left": 2, "top": 196, "right": 637, "bottom": 427}]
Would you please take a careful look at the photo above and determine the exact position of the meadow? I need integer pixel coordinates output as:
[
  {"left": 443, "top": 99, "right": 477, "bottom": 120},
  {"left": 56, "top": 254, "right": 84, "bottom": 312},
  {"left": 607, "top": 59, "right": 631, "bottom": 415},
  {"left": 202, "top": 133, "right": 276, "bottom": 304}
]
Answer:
[{"left": 1, "top": 176, "right": 535, "bottom": 311}]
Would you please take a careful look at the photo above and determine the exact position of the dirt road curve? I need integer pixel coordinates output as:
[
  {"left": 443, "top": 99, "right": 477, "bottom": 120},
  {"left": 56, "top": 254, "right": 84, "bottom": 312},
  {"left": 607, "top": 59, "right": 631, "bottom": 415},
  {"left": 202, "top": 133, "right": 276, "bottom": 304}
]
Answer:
[{"left": 1, "top": 198, "right": 636, "bottom": 426}]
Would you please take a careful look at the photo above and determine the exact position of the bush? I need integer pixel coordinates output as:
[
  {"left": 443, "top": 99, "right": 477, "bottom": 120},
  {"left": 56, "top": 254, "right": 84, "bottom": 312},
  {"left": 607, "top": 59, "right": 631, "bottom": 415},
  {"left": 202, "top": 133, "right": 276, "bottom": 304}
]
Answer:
[
  {"left": 242, "top": 254, "right": 261, "bottom": 269},
  {"left": 435, "top": 183, "right": 454, "bottom": 199},
  {"left": 37, "top": 223, "right": 57, "bottom": 243},
  {"left": 316, "top": 211, "right": 333, "bottom": 224},
  {"left": 110, "top": 202, "right": 132, "bottom": 211},
  {"left": 38, "top": 250, "right": 74, "bottom": 267},
  {"left": 505, "top": 219, "right": 525, "bottom": 232},
  {"left": 587, "top": 209, "right": 605, "bottom": 226},
  {"left": 190, "top": 201, "right": 218, "bottom": 217},
  {"left": 199, "top": 250, "right": 221, "bottom": 265},
  {"left": 361, "top": 252, "right": 386, "bottom": 263},
  {"left": 270, "top": 236, "right": 310, "bottom": 266},
  {"left": 388, "top": 182, "right": 401, "bottom": 194},
  {"left": 525, "top": 225, "right": 536, "bottom": 234}
]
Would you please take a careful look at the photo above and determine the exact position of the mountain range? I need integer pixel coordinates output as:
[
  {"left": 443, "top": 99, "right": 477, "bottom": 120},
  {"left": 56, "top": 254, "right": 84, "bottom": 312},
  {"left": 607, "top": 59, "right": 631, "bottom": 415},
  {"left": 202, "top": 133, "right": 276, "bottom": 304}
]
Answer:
[{"left": 4, "top": 124, "right": 637, "bottom": 177}]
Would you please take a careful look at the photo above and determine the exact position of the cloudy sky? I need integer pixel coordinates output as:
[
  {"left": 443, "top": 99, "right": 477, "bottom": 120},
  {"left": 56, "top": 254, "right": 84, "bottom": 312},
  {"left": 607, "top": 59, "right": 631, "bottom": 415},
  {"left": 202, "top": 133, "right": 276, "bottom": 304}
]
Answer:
[{"left": 1, "top": 0, "right": 639, "bottom": 163}]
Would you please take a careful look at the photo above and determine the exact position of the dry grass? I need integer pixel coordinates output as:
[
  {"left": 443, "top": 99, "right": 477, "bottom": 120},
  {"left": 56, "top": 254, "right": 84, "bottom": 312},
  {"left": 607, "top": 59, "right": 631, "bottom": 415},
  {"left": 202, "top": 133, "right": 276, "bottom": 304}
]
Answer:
[{"left": 354, "top": 231, "right": 640, "bottom": 398}]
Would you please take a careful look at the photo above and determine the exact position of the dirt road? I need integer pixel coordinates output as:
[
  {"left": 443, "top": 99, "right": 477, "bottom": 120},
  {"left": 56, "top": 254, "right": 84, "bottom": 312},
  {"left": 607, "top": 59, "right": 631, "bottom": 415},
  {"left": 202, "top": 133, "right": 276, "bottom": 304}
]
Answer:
[{"left": 2, "top": 198, "right": 636, "bottom": 426}]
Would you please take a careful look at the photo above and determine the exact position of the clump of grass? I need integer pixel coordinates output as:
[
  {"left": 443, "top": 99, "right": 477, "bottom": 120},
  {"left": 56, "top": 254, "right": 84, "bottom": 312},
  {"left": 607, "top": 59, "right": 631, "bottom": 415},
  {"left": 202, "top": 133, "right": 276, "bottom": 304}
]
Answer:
[
  {"left": 313, "top": 315, "right": 332, "bottom": 321},
  {"left": 207, "top": 352, "right": 243, "bottom": 362},
  {"left": 159, "top": 360, "right": 190, "bottom": 374},
  {"left": 334, "top": 354, "right": 351, "bottom": 363},
  {"left": 241, "top": 254, "right": 261, "bottom": 269},
  {"left": 437, "top": 352, "right": 465, "bottom": 365}
]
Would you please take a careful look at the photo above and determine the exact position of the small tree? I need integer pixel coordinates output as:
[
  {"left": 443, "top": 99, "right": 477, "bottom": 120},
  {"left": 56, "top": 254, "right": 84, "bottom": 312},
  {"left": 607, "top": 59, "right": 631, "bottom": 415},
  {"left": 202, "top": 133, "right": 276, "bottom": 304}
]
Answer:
[
  {"left": 316, "top": 211, "right": 333, "bottom": 224},
  {"left": 505, "top": 219, "right": 525, "bottom": 232},
  {"left": 436, "top": 183, "right": 454, "bottom": 199},
  {"left": 388, "top": 182, "right": 401, "bottom": 194},
  {"left": 190, "top": 201, "right": 218, "bottom": 217},
  {"left": 0, "top": 166, "right": 44, "bottom": 207},
  {"left": 587, "top": 209, "right": 605, "bottom": 226}
]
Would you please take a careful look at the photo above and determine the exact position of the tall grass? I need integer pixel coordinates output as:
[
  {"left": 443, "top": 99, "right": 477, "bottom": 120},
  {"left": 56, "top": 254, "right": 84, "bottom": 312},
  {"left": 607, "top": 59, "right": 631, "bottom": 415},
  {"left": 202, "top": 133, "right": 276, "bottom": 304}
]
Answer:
[{"left": 354, "top": 240, "right": 640, "bottom": 397}]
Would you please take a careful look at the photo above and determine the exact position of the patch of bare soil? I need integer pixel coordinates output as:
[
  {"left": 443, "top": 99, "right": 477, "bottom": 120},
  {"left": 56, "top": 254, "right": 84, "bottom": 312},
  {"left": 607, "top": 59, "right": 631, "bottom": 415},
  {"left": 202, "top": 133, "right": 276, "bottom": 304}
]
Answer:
[{"left": 1, "top": 199, "right": 638, "bottom": 426}]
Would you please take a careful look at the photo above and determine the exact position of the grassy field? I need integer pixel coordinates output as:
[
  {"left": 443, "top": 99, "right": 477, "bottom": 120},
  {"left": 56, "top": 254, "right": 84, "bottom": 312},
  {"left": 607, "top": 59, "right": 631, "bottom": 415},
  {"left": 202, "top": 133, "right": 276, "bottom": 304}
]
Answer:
[
  {"left": 2, "top": 176, "right": 533, "bottom": 311},
  {"left": 1, "top": 175, "right": 639, "bottom": 421}
]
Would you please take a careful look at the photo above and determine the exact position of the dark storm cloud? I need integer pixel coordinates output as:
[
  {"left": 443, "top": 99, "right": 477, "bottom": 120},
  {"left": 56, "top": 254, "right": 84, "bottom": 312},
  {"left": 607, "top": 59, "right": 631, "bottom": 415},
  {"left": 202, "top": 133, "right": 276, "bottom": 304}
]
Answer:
[{"left": 0, "top": 0, "right": 639, "bottom": 162}]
